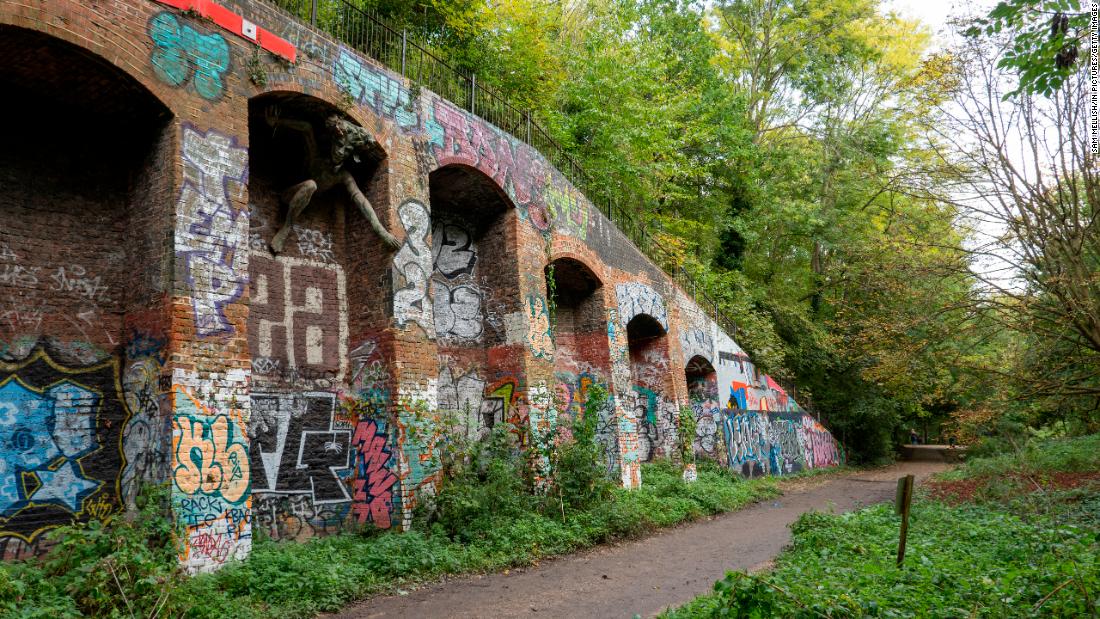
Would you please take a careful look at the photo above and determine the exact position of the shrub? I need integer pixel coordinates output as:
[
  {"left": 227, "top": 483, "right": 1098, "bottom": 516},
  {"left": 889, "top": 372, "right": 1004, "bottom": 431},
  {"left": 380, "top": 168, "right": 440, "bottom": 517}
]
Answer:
[
  {"left": 433, "top": 424, "right": 539, "bottom": 542},
  {"left": 1, "top": 484, "right": 185, "bottom": 618},
  {"left": 553, "top": 383, "right": 615, "bottom": 510}
]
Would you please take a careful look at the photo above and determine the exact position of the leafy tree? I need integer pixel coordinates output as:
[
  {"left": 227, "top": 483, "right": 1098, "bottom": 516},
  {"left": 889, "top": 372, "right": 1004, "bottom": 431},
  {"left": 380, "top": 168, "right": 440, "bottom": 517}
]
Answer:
[{"left": 966, "top": 0, "right": 1091, "bottom": 96}]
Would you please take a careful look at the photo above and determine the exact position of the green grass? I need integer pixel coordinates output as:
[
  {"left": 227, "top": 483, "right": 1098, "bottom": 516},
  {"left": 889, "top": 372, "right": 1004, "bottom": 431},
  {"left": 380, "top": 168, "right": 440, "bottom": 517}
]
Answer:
[
  {"left": 662, "top": 434, "right": 1100, "bottom": 618},
  {"left": 938, "top": 433, "right": 1100, "bottom": 483},
  {"left": 2, "top": 460, "right": 790, "bottom": 618}
]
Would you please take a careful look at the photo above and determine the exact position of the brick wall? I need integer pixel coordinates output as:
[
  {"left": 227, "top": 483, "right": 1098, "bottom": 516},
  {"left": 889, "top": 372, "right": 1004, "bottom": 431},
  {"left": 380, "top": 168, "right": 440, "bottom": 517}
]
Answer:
[{"left": 0, "top": 0, "right": 842, "bottom": 572}]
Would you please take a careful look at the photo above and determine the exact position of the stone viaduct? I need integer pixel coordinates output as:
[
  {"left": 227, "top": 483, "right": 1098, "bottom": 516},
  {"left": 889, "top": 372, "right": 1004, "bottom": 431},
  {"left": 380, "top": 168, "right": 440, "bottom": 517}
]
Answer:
[{"left": 0, "top": 0, "right": 842, "bottom": 572}]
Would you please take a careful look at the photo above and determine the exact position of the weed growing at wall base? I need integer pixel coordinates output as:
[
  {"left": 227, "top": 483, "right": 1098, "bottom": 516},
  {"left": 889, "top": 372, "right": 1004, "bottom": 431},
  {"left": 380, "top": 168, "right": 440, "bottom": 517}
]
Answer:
[
  {"left": 0, "top": 485, "right": 182, "bottom": 618},
  {"left": 0, "top": 462, "right": 783, "bottom": 617}
]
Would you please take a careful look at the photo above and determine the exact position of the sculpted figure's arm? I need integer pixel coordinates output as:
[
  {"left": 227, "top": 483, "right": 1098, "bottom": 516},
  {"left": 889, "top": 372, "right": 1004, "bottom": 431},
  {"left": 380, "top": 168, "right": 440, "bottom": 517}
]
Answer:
[
  {"left": 326, "top": 115, "right": 401, "bottom": 250},
  {"left": 341, "top": 169, "right": 400, "bottom": 250}
]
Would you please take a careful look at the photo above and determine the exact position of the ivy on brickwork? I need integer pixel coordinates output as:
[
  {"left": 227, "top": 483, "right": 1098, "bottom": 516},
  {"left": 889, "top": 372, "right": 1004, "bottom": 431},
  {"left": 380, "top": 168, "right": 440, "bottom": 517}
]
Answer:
[
  {"left": 677, "top": 406, "right": 696, "bottom": 466},
  {"left": 246, "top": 48, "right": 267, "bottom": 87},
  {"left": 543, "top": 263, "right": 558, "bottom": 343}
]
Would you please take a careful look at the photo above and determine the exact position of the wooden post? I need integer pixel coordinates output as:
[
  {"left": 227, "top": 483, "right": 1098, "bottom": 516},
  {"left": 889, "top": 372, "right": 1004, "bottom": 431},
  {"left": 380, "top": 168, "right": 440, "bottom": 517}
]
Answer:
[{"left": 895, "top": 474, "right": 915, "bottom": 566}]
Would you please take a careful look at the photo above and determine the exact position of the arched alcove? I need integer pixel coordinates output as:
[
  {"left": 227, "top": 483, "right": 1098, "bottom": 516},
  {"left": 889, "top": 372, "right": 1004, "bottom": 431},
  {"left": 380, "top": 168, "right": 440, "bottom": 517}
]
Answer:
[
  {"left": 247, "top": 93, "right": 391, "bottom": 538},
  {"left": 626, "top": 314, "right": 674, "bottom": 462},
  {"left": 547, "top": 257, "right": 605, "bottom": 375},
  {"left": 429, "top": 164, "right": 519, "bottom": 442},
  {"left": 686, "top": 355, "right": 722, "bottom": 461},
  {"left": 0, "top": 25, "right": 173, "bottom": 556},
  {"left": 546, "top": 257, "right": 614, "bottom": 469}
]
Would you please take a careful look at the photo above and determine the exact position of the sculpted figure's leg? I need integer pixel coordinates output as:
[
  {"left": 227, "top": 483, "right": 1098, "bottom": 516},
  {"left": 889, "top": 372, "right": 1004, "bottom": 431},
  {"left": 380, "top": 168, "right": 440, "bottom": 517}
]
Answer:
[
  {"left": 341, "top": 169, "right": 401, "bottom": 250},
  {"left": 271, "top": 179, "right": 318, "bottom": 254}
]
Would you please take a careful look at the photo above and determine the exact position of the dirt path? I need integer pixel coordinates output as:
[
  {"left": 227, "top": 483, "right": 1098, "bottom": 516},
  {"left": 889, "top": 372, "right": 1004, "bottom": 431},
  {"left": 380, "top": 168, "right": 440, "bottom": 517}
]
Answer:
[{"left": 334, "top": 461, "right": 949, "bottom": 619}]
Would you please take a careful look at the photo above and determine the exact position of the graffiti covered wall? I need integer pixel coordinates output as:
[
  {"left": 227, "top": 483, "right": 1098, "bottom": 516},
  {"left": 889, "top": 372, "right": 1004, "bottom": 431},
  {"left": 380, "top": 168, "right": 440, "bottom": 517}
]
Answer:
[
  {"left": 677, "top": 290, "right": 843, "bottom": 475},
  {"left": 0, "top": 31, "right": 176, "bottom": 560},
  {"left": 722, "top": 410, "right": 842, "bottom": 477},
  {"left": 0, "top": 0, "right": 843, "bottom": 572},
  {"left": 0, "top": 349, "right": 129, "bottom": 552}
]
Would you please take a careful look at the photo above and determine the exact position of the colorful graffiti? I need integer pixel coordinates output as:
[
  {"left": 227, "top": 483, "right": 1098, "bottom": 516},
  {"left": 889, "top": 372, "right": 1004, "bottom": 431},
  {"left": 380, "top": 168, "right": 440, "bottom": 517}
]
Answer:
[
  {"left": 438, "top": 365, "right": 509, "bottom": 442},
  {"left": 173, "top": 413, "right": 248, "bottom": 504},
  {"left": 616, "top": 397, "right": 642, "bottom": 489},
  {"left": 718, "top": 351, "right": 796, "bottom": 413},
  {"left": 427, "top": 99, "right": 544, "bottom": 207},
  {"left": 151, "top": 0, "right": 296, "bottom": 61},
  {"left": 172, "top": 387, "right": 251, "bottom": 572},
  {"left": 0, "top": 346, "right": 128, "bottom": 544},
  {"left": 391, "top": 382, "right": 443, "bottom": 529},
  {"left": 630, "top": 385, "right": 677, "bottom": 463},
  {"left": 351, "top": 419, "right": 397, "bottom": 529},
  {"left": 524, "top": 294, "right": 554, "bottom": 359},
  {"left": 175, "top": 125, "right": 248, "bottom": 338},
  {"left": 148, "top": 12, "right": 230, "bottom": 100},
  {"left": 333, "top": 48, "right": 418, "bottom": 130},
  {"left": 541, "top": 184, "right": 589, "bottom": 240},
  {"left": 556, "top": 372, "right": 617, "bottom": 475},
  {"left": 721, "top": 410, "right": 842, "bottom": 477}
]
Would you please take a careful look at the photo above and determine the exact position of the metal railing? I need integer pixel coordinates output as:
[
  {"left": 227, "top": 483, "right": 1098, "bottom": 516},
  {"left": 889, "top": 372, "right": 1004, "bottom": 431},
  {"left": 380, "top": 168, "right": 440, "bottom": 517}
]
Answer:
[{"left": 266, "top": 0, "right": 747, "bottom": 349}]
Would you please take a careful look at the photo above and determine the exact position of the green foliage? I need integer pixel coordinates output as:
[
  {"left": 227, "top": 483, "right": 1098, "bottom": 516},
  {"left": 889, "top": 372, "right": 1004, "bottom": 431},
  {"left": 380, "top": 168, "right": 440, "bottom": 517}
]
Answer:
[
  {"left": 665, "top": 435, "right": 1100, "bottom": 618},
  {"left": 966, "top": 0, "right": 1089, "bottom": 96},
  {"left": 0, "top": 485, "right": 184, "bottom": 618},
  {"left": 432, "top": 425, "right": 540, "bottom": 542},
  {"left": 192, "top": 463, "right": 778, "bottom": 616},
  {"left": 670, "top": 503, "right": 1100, "bottom": 617},
  {"left": 1, "top": 459, "right": 783, "bottom": 617},
  {"left": 941, "top": 433, "right": 1100, "bottom": 483},
  {"left": 245, "top": 48, "right": 267, "bottom": 87},
  {"left": 328, "top": 0, "right": 1019, "bottom": 461},
  {"left": 677, "top": 405, "right": 697, "bottom": 464},
  {"left": 553, "top": 383, "right": 616, "bottom": 510}
]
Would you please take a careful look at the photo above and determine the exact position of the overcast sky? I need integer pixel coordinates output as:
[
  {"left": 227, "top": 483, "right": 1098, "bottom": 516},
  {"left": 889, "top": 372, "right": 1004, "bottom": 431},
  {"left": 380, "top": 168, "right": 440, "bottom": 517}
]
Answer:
[{"left": 885, "top": 0, "right": 998, "bottom": 46}]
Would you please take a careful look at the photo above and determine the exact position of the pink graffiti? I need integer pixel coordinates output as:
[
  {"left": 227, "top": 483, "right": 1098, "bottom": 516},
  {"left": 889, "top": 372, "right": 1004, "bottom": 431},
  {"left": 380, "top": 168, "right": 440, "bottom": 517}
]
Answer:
[
  {"left": 187, "top": 531, "right": 234, "bottom": 564},
  {"left": 802, "top": 417, "right": 841, "bottom": 468},
  {"left": 352, "top": 420, "right": 397, "bottom": 529},
  {"left": 430, "top": 100, "right": 545, "bottom": 210}
]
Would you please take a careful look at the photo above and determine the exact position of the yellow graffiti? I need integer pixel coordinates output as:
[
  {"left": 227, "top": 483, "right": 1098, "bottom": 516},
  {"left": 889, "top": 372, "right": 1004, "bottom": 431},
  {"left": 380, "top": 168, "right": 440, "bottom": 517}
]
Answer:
[{"left": 172, "top": 389, "right": 249, "bottom": 504}]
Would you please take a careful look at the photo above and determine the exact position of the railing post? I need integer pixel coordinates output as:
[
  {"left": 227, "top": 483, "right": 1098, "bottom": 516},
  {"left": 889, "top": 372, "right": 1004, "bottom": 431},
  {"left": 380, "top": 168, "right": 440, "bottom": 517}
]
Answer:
[
  {"left": 470, "top": 74, "right": 477, "bottom": 115},
  {"left": 310, "top": 0, "right": 318, "bottom": 26},
  {"left": 401, "top": 29, "right": 407, "bottom": 76},
  {"left": 526, "top": 111, "right": 531, "bottom": 144}
]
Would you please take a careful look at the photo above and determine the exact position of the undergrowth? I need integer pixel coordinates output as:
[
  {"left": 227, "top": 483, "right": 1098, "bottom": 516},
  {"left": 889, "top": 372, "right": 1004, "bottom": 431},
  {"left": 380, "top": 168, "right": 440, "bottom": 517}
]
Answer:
[
  {"left": 0, "top": 487, "right": 179, "bottom": 618},
  {"left": 937, "top": 433, "right": 1100, "bottom": 483},
  {"left": 0, "top": 461, "right": 780, "bottom": 618},
  {"left": 662, "top": 434, "right": 1100, "bottom": 618},
  {"left": 2, "top": 378, "right": 803, "bottom": 619}
]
